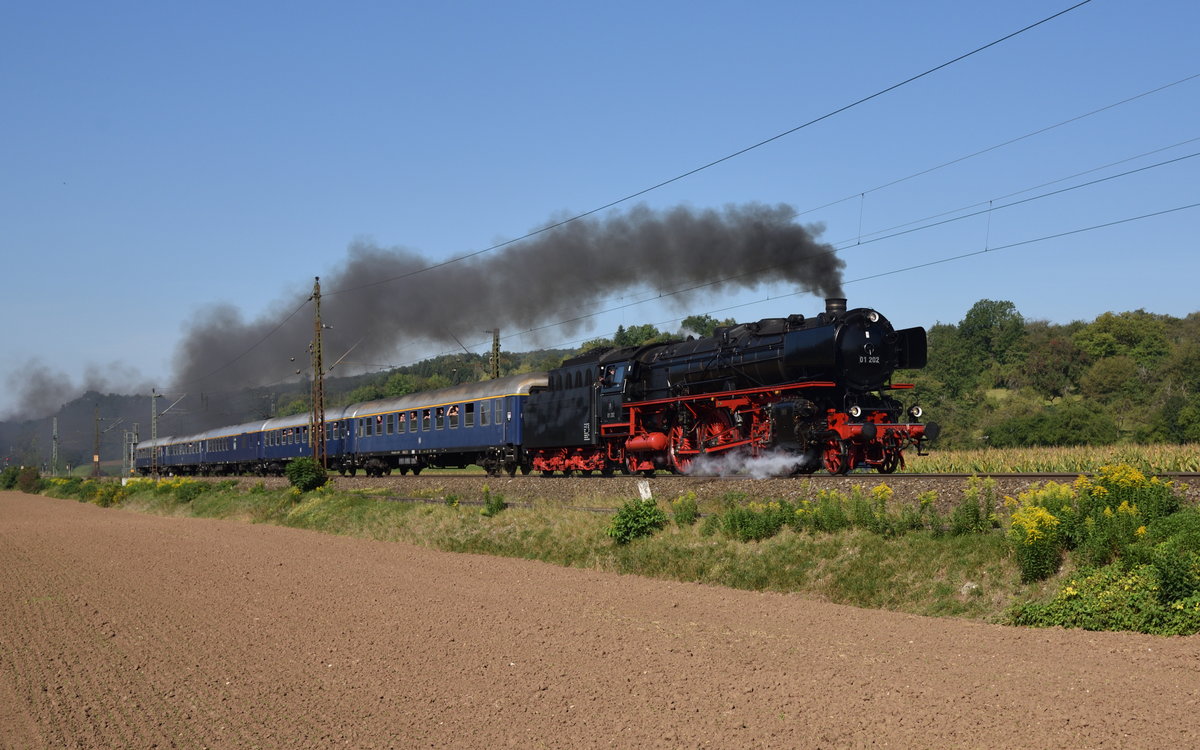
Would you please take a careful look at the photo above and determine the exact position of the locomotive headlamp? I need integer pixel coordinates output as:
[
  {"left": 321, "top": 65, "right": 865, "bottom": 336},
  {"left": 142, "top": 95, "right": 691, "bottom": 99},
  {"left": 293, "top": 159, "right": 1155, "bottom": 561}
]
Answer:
[
  {"left": 908, "top": 405, "right": 923, "bottom": 419},
  {"left": 867, "top": 310, "right": 880, "bottom": 323},
  {"left": 848, "top": 405, "right": 863, "bottom": 418}
]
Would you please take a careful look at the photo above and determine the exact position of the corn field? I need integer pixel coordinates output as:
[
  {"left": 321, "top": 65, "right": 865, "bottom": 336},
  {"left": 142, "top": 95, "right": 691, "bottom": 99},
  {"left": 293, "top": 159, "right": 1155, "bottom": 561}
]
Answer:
[{"left": 905, "top": 443, "right": 1200, "bottom": 474}]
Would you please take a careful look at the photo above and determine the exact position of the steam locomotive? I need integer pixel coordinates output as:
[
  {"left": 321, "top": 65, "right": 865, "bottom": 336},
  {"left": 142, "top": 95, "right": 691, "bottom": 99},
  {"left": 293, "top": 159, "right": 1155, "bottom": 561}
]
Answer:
[{"left": 135, "top": 298, "right": 937, "bottom": 477}]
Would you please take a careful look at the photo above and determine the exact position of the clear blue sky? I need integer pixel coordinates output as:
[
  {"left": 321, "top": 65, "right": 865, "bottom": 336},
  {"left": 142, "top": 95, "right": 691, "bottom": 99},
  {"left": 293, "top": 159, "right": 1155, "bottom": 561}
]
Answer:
[{"left": 2, "top": 0, "right": 1197, "bottom": 418}]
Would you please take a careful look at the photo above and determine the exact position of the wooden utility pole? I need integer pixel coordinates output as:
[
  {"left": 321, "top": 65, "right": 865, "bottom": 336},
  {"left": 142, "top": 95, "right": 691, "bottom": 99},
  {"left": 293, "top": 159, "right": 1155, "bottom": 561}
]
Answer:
[
  {"left": 51, "top": 417, "right": 59, "bottom": 477},
  {"left": 490, "top": 328, "right": 501, "bottom": 379},
  {"left": 309, "top": 277, "right": 327, "bottom": 468},
  {"left": 92, "top": 405, "right": 102, "bottom": 477},
  {"left": 151, "top": 389, "right": 161, "bottom": 478}
]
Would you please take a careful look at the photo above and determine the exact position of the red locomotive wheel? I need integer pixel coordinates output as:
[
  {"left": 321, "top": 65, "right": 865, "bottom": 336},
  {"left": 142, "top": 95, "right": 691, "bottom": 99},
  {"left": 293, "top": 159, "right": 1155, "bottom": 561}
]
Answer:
[
  {"left": 669, "top": 410, "right": 738, "bottom": 475},
  {"left": 877, "top": 450, "right": 900, "bottom": 474},
  {"left": 823, "top": 441, "right": 852, "bottom": 475},
  {"left": 667, "top": 425, "right": 693, "bottom": 474}
]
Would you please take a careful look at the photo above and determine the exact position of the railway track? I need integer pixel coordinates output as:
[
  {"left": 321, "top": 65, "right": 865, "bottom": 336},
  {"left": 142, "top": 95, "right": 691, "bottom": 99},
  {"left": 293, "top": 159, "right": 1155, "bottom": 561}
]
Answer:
[{"left": 340, "top": 471, "right": 1200, "bottom": 481}]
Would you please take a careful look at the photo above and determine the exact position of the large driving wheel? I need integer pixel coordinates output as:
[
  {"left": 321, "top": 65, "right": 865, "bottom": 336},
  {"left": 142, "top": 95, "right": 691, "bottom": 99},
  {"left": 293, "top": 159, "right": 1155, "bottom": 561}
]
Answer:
[
  {"left": 667, "top": 425, "right": 694, "bottom": 475},
  {"left": 823, "top": 441, "right": 852, "bottom": 475}
]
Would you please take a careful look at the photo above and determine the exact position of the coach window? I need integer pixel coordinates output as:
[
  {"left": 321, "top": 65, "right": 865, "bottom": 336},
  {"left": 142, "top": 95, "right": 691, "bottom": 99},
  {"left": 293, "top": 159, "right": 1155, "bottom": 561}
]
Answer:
[
  {"left": 465, "top": 402, "right": 475, "bottom": 427},
  {"left": 435, "top": 407, "right": 445, "bottom": 429},
  {"left": 480, "top": 401, "right": 489, "bottom": 426},
  {"left": 449, "top": 404, "right": 459, "bottom": 428},
  {"left": 422, "top": 409, "right": 430, "bottom": 430}
]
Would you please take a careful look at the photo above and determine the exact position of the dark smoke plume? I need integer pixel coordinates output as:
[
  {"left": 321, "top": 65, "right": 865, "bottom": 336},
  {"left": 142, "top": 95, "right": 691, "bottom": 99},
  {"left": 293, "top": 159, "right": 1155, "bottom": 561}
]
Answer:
[
  {"left": 2, "top": 359, "right": 150, "bottom": 421},
  {"left": 171, "top": 203, "right": 843, "bottom": 395}
]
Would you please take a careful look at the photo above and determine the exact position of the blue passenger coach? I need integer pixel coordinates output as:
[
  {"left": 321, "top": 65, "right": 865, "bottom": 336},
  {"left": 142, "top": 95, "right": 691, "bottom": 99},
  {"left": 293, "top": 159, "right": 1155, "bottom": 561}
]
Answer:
[
  {"left": 134, "top": 373, "right": 547, "bottom": 477},
  {"left": 340, "top": 373, "right": 547, "bottom": 476}
]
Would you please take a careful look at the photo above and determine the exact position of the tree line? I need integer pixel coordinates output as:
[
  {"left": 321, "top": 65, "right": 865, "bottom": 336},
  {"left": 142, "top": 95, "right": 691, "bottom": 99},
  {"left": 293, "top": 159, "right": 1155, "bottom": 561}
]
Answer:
[{"left": 901, "top": 299, "right": 1200, "bottom": 447}]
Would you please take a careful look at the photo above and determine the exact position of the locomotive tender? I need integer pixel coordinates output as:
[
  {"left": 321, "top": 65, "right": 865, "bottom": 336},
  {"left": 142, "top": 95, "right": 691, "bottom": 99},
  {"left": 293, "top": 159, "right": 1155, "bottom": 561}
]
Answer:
[{"left": 136, "top": 298, "right": 937, "bottom": 478}]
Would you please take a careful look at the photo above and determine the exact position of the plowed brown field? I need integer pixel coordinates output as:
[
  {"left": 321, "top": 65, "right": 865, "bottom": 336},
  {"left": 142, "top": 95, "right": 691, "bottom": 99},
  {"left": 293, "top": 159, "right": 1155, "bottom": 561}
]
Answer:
[{"left": 2, "top": 490, "right": 1198, "bottom": 748}]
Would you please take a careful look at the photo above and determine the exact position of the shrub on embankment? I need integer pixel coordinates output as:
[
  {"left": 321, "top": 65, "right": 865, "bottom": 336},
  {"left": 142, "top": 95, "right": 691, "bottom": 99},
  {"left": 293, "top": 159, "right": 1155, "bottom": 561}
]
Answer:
[
  {"left": 35, "top": 465, "right": 1198, "bottom": 635},
  {"left": 1004, "top": 465, "right": 1199, "bottom": 635}
]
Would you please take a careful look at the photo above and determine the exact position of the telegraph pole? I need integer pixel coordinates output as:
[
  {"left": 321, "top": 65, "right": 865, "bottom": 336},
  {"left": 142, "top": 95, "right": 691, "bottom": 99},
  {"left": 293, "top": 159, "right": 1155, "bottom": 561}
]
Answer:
[
  {"left": 92, "top": 405, "right": 102, "bottom": 477},
  {"left": 490, "top": 328, "right": 501, "bottom": 379},
  {"left": 51, "top": 417, "right": 59, "bottom": 477},
  {"left": 151, "top": 389, "right": 161, "bottom": 478},
  {"left": 309, "top": 277, "right": 327, "bottom": 468}
]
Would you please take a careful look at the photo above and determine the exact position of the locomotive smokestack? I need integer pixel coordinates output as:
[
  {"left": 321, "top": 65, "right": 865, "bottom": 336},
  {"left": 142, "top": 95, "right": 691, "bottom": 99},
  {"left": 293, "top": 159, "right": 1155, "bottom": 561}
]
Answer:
[{"left": 825, "top": 298, "right": 847, "bottom": 316}]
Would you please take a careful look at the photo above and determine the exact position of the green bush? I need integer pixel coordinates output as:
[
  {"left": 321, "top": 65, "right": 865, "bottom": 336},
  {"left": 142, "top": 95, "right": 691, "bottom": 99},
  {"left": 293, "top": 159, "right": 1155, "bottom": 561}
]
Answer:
[
  {"left": 173, "top": 481, "right": 208, "bottom": 503},
  {"left": 671, "top": 492, "right": 699, "bottom": 527},
  {"left": 92, "top": 483, "right": 127, "bottom": 508},
  {"left": 1007, "top": 503, "right": 1061, "bottom": 583},
  {"left": 949, "top": 477, "right": 997, "bottom": 535},
  {"left": 1089, "top": 464, "right": 1179, "bottom": 521},
  {"left": 720, "top": 501, "right": 791, "bottom": 542},
  {"left": 0, "top": 466, "right": 19, "bottom": 490},
  {"left": 1075, "top": 501, "right": 1143, "bottom": 567},
  {"left": 1124, "top": 508, "right": 1200, "bottom": 603},
  {"left": 17, "top": 467, "right": 44, "bottom": 494},
  {"left": 792, "top": 490, "right": 851, "bottom": 534},
  {"left": 285, "top": 457, "right": 328, "bottom": 493},
  {"left": 607, "top": 497, "right": 667, "bottom": 545},
  {"left": 480, "top": 486, "right": 507, "bottom": 517},
  {"left": 1009, "top": 564, "right": 1200, "bottom": 636}
]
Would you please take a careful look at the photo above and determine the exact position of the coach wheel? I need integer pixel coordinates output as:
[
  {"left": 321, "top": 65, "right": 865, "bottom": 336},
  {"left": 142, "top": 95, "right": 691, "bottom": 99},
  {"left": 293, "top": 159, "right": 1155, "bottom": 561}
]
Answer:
[
  {"left": 411, "top": 467, "right": 422, "bottom": 476},
  {"left": 347, "top": 466, "right": 358, "bottom": 477}
]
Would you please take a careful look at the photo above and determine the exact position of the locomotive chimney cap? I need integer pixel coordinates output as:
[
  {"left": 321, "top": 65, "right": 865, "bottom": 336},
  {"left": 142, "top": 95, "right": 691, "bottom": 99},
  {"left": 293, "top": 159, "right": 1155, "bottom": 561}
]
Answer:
[{"left": 825, "top": 298, "right": 847, "bottom": 316}]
